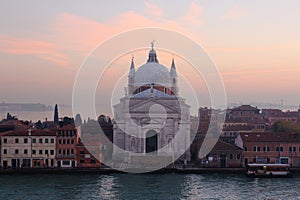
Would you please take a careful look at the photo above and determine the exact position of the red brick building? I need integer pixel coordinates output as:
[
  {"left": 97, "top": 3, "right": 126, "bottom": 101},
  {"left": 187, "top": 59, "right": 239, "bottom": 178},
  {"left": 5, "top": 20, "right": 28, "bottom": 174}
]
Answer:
[
  {"left": 262, "top": 108, "right": 300, "bottom": 125},
  {"left": 76, "top": 137, "right": 101, "bottom": 168},
  {"left": 193, "top": 135, "right": 243, "bottom": 168},
  {"left": 228, "top": 105, "right": 260, "bottom": 119},
  {"left": 235, "top": 132, "right": 300, "bottom": 167},
  {"left": 56, "top": 124, "right": 77, "bottom": 168}
]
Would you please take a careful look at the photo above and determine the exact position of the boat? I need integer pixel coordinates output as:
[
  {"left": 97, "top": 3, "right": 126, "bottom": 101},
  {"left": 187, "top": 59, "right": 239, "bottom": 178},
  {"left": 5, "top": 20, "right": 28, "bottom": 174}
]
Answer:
[{"left": 246, "top": 163, "right": 292, "bottom": 177}]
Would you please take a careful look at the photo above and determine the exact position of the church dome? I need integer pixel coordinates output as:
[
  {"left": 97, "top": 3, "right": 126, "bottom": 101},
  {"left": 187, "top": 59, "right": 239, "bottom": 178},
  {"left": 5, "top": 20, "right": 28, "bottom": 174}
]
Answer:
[{"left": 134, "top": 62, "right": 171, "bottom": 87}]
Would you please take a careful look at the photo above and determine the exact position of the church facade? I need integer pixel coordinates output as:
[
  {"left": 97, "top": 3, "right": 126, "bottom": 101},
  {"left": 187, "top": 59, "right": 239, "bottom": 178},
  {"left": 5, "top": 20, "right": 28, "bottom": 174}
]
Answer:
[{"left": 113, "top": 44, "right": 191, "bottom": 169}]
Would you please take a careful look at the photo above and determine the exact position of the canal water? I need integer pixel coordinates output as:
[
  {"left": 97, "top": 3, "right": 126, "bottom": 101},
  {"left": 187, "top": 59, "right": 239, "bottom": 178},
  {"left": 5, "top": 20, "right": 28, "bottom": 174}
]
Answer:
[{"left": 0, "top": 173, "right": 299, "bottom": 200}]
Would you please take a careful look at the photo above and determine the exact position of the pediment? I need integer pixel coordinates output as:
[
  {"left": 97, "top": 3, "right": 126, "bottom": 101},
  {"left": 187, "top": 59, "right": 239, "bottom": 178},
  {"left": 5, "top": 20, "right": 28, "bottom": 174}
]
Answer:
[{"left": 129, "top": 99, "right": 180, "bottom": 114}]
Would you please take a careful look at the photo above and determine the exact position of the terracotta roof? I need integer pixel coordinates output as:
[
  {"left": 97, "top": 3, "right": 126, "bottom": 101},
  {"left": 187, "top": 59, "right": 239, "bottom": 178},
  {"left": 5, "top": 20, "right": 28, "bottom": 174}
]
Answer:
[
  {"left": 0, "top": 131, "right": 12, "bottom": 136},
  {"left": 239, "top": 132, "right": 300, "bottom": 143},
  {"left": 0, "top": 120, "right": 30, "bottom": 130},
  {"left": 0, "top": 124, "right": 14, "bottom": 132},
  {"left": 232, "top": 105, "right": 259, "bottom": 111},
  {"left": 2, "top": 129, "right": 56, "bottom": 137},
  {"left": 262, "top": 109, "right": 299, "bottom": 118},
  {"left": 58, "top": 124, "right": 76, "bottom": 130},
  {"left": 196, "top": 136, "right": 242, "bottom": 151},
  {"left": 212, "top": 139, "right": 243, "bottom": 151}
]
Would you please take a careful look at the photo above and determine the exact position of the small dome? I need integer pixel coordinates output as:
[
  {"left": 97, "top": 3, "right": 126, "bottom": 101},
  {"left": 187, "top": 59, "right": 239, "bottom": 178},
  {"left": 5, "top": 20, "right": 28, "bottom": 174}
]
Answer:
[{"left": 134, "top": 62, "right": 171, "bottom": 87}]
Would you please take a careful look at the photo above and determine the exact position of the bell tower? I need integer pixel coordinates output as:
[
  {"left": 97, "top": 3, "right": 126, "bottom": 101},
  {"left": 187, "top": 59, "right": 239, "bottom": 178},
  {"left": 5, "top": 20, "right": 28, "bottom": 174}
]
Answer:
[
  {"left": 170, "top": 58, "right": 178, "bottom": 95},
  {"left": 128, "top": 56, "right": 135, "bottom": 95}
]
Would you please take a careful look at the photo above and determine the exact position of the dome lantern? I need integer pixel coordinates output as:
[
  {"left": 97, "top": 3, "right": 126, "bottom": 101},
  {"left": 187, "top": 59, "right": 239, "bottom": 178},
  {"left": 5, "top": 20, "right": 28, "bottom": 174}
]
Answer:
[{"left": 147, "top": 41, "right": 159, "bottom": 63}]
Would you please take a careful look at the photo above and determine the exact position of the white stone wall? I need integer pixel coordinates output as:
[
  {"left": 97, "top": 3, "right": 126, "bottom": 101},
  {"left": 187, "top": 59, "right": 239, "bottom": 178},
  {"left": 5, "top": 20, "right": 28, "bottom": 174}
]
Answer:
[
  {"left": 1, "top": 135, "right": 56, "bottom": 168},
  {"left": 113, "top": 96, "right": 191, "bottom": 164}
]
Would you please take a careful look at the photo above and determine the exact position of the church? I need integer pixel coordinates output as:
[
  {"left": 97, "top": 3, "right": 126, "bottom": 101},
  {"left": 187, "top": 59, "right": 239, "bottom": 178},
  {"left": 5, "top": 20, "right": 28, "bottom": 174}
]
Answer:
[{"left": 112, "top": 43, "right": 191, "bottom": 169}]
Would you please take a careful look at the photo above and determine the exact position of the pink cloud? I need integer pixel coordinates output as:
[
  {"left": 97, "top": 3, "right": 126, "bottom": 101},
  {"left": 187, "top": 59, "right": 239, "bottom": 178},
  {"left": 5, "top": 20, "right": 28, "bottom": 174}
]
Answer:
[
  {"left": 221, "top": 6, "right": 248, "bottom": 20},
  {"left": 49, "top": 11, "right": 194, "bottom": 54},
  {"left": 181, "top": 1, "right": 204, "bottom": 26},
  {"left": 144, "top": 1, "right": 164, "bottom": 18},
  {"left": 0, "top": 35, "right": 70, "bottom": 67}
]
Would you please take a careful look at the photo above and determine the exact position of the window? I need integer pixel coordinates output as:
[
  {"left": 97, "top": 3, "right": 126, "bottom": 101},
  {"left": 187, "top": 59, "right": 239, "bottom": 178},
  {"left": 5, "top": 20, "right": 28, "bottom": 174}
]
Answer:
[
  {"left": 45, "top": 150, "right": 49, "bottom": 155},
  {"left": 80, "top": 151, "right": 84, "bottom": 155},
  {"left": 50, "top": 150, "right": 54, "bottom": 155},
  {"left": 280, "top": 158, "right": 289, "bottom": 164},
  {"left": 71, "top": 139, "right": 74, "bottom": 144},
  {"left": 237, "top": 154, "right": 241, "bottom": 159},
  {"left": 280, "top": 147, "right": 283, "bottom": 152},
  {"left": 45, "top": 138, "right": 49, "bottom": 143},
  {"left": 32, "top": 150, "right": 36, "bottom": 155},
  {"left": 293, "top": 147, "right": 296, "bottom": 152},
  {"left": 80, "top": 159, "right": 84, "bottom": 163},
  {"left": 257, "top": 146, "right": 260, "bottom": 152},
  {"left": 67, "top": 139, "right": 70, "bottom": 144},
  {"left": 51, "top": 138, "right": 54, "bottom": 144},
  {"left": 67, "top": 149, "right": 70, "bottom": 154},
  {"left": 3, "top": 149, "right": 7, "bottom": 154},
  {"left": 3, "top": 138, "right": 7, "bottom": 143},
  {"left": 253, "top": 146, "right": 256, "bottom": 151},
  {"left": 71, "top": 149, "right": 74, "bottom": 154},
  {"left": 15, "top": 138, "right": 19, "bottom": 143},
  {"left": 91, "top": 159, "right": 96, "bottom": 164},
  {"left": 63, "top": 140, "right": 65, "bottom": 144},
  {"left": 229, "top": 154, "right": 233, "bottom": 159},
  {"left": 276, "top": 146, "right": 280, "bottom": 152},
  {"left": 62, "top": 160, "right": 70, "bottom": 165},
  {"left": 32, "top": 138, "right": 36, "bottom": 143},
  {"left": 267, "top": 146, "right": 270, "bottom": 152},
  {"left": 63, "top": 149, "right": 65, "bottom": 155},
  {"left": 253, "top": 158, "right": 256, "bottom": 163},
  {"left": 244, "top": 146, "right": 248, "bottom": 151},
  {"left": 59, "top": 149, "right": 62, "bottom": 154},
  {"left": 299, "top": 147, "right": 300, "bottom": 152},
  {"left": 263, "top": 146, "right": 266, "bottom": 152},
  {"left": 59, "top": 139, "right": 62, "bottom": 144},
  {"left": 39, "top": 138, "right": 43, "bottom": 144},
  {"left": 15, "top": 149, "right": 19, "bottom": 154},
  {"left": 24, "top": 138, "right": 28, "bottom": 143},
  {"left": 24, "top": 149, "right": 28, "bottom": 154},
  {"left": 289, "top": 147, "right": 292, "bottom": 152},
  {"left": 39, "top": 150, "right": 43, "bottom": 155}
]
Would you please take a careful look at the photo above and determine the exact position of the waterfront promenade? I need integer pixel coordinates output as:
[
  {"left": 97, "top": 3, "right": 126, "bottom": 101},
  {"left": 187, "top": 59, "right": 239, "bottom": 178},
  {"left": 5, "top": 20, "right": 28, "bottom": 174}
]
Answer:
[{"left": 1, "top": 167, "right": 300, "bottom": 175}]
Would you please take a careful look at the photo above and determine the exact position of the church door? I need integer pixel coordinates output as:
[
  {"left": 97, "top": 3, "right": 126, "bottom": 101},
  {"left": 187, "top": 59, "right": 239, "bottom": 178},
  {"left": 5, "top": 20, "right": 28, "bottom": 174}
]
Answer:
[{"left": 146, "top": 130, "right": 158, "bottom": 153}]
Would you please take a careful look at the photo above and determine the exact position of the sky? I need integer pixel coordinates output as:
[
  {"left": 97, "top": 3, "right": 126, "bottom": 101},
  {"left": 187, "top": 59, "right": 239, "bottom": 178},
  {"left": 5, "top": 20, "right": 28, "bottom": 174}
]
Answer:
[{"left": 1, "top": 0, "right": 300, "bottom": 116}]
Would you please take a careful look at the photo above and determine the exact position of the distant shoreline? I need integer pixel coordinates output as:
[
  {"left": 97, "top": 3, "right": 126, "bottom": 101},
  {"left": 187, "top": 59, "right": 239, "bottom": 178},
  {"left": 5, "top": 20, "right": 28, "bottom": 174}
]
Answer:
[{"left": 0, "top": 103, "right": 53, "bottom": 112}]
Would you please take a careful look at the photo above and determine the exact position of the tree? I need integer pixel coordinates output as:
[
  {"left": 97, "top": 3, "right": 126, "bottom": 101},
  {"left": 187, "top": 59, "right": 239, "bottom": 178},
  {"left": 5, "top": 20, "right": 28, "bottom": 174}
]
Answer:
[
  {"left": 54, "top": 104, "right": 59, "bottom": 125},
  {"left": 272, "top": 120, "right": 300, "bottom": 133}
]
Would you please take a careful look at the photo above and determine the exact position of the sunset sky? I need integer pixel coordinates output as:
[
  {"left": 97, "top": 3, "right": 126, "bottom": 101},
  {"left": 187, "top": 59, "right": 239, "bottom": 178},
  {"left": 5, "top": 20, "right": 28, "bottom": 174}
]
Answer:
[{"left": 1, "top": 0, "right": 300, "bottom": 115}]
